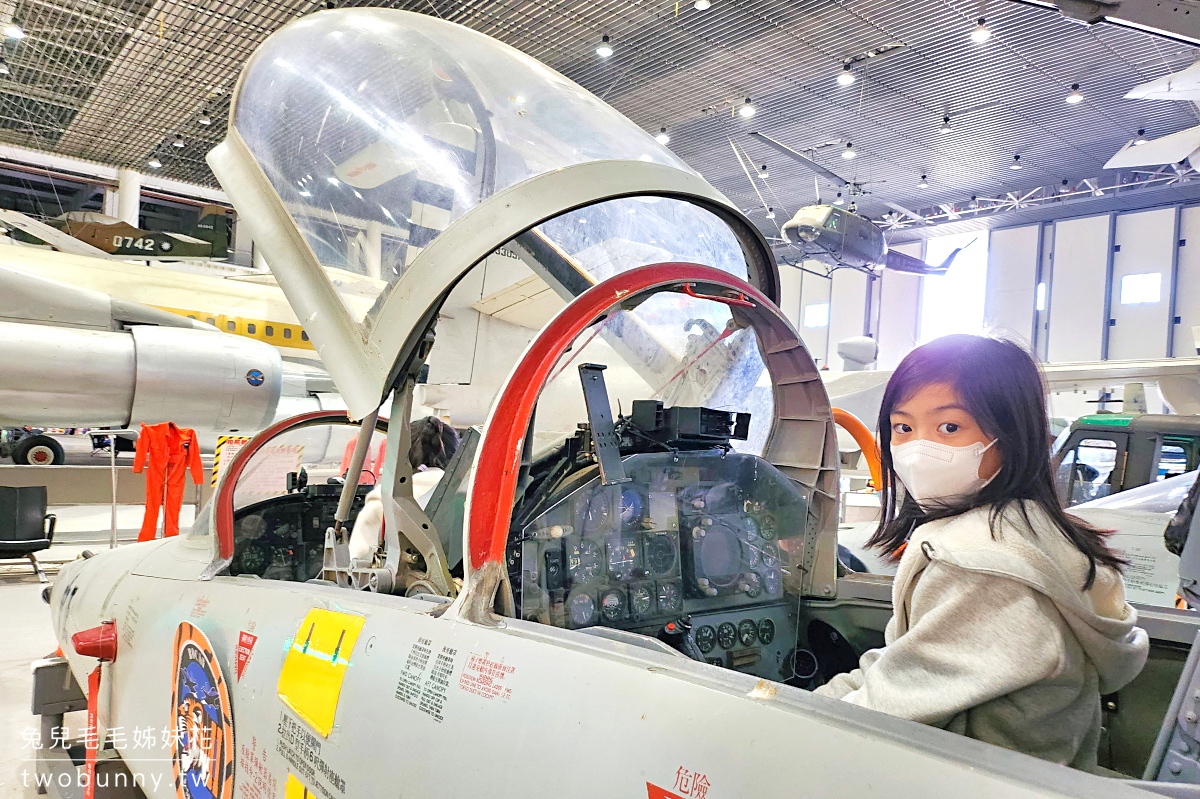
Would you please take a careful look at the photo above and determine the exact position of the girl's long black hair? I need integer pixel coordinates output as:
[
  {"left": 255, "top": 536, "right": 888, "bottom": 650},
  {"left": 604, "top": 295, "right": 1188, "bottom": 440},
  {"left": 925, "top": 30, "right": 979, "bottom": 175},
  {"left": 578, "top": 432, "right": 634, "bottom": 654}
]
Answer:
[{"left": 866, "top": 334, "right": 1125, "bottom": 589}]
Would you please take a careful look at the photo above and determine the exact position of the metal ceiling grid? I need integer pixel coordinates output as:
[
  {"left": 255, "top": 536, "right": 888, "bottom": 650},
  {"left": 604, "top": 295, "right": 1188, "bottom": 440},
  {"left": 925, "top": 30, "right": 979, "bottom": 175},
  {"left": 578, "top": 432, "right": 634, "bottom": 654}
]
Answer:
[{"left": 0, "top": 0, "right": 1196, "bottom": 239}]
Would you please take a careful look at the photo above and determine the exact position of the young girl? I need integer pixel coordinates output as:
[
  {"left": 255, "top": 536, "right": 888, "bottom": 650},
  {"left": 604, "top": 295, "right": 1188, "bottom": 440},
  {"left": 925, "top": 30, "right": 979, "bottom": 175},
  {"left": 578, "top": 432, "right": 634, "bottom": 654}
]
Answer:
[{"left": 814, "top": 334, "right": 1148, "bottom": 770}]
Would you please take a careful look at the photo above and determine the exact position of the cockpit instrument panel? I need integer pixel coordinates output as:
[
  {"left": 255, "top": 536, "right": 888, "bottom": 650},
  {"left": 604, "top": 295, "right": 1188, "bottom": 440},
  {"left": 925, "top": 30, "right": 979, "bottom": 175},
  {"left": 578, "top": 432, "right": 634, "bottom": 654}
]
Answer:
[{"left": 509, "top": 450, "right": 809, "bottom": 679}]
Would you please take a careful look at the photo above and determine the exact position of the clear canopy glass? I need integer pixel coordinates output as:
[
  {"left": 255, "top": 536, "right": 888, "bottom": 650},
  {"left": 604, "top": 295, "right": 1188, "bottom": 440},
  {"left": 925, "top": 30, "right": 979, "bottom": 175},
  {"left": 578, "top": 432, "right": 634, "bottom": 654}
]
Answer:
[{"left": 230, "top": 9, "right": 752, "bottom": 323}]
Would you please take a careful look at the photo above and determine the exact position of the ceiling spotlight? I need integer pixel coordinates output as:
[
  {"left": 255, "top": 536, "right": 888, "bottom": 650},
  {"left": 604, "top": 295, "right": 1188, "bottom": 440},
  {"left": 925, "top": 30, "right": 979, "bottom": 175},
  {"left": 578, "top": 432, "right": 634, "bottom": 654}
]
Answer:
[
  {"left": 0, "top": 58, "right": 10, "bottom": 76},
  {"left": 4, "top": 23, "right": 24, "bottom": 40},
  {"left": 939, "top": 115, "right": 952, "bottom": 134},
  {"left": 918, "top": 173, "right": 929, "bottom": 188},
  {"left": 596, "top": 35, "right": 613, "bottom": 58},
  {"left": 738, "top": 97, "right": 756, "bottom": 119},
  {"left": 327, "top": 176, "right": 340, "bottom": 186},
  {"left": 841, "top": 142, "right": 857, "bottom": 160},
  {"left": 1065, "top": 84, "right": 1084, "bottom": 104},
  {"left": 198, "top": 109, "right": 212, "bottom": 126},
  {"left": 833, "top": 192, "right": 845, "bottom": 206},
  {"left": 172, "top": 134, "right": 185, "bottom": 148},
  {"left": 765, "top": 207, "right": 776, "bottom": 219},
  {"left": 1010, "top": 154, "right": 1022, "bottom": 170},
  {"left": 147, "top": 154, "right": 162, "bottom": 169},
  {"left": 655, "top": 127, "right": 670, "bottom": 145},
  {"left": 837, "top": 65, "right": 856, "bottom": 87},
  {"left": 694, "top": 0, "right": 711, "bottom": 9},
  {"left": 1134, "top": 128, "right": 1148, "bottom": 145},
  {"left": 759, "top": 164, "right": 769, "bottom": 179},
  {"left": 970, "top": 18, "right": 992, "bottom": 44},
  {"left": 1059, "top": 179, "right": 1070, "bottom": 194}
]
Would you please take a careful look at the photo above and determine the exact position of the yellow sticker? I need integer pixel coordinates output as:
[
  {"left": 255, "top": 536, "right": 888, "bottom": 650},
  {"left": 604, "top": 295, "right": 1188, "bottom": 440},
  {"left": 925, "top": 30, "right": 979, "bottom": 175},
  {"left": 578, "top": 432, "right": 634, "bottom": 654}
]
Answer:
[
  {"left": 285, "top": 774, "right": 312, "bottom": 799},
  {"left": 277, "top": 609, "right": 366, "bottom": 737}
]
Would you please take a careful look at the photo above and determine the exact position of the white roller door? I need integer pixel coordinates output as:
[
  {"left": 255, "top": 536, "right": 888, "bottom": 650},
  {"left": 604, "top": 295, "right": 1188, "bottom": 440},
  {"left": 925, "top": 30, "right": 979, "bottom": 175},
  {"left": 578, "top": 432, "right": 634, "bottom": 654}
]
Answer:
[
  {"left": 1047, "top": 215, "right": 1110, "bottom": 363},
  {"left": 1175, "top": 206, "right": 1200, "bottom": 356},
  {"left": 1108, "top": 207, "right": 1175, "bottom": 361},
  {"left": 985, "top": 224, "right": 1039, "bottom": 346}
]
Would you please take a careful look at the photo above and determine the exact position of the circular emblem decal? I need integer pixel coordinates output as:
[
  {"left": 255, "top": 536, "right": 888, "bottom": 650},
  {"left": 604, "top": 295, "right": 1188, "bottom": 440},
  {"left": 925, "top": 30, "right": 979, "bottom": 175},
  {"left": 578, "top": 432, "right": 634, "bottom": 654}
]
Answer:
[
  {"left": 245, "top": 369, "right": 264, "bottom": 387},
  {"left": 161, "top": 240, "right": 173, "bottom": 251},
  {"left": 171, "top": 621, "right": 234, "bottom": 799}
]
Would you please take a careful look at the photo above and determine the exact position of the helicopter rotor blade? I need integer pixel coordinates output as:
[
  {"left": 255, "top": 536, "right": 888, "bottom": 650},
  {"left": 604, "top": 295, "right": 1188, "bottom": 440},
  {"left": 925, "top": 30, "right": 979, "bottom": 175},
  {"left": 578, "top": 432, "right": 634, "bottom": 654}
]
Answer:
[{"left": 750, "top": 132, "right": 850, "bottom": 188}]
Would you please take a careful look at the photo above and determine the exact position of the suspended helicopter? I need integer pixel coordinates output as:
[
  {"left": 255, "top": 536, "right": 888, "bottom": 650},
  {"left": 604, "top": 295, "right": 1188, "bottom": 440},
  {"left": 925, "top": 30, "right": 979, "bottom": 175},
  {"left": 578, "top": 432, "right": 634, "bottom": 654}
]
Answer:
[
  {"left": 750, "top": 132, "right": 968, "bottom": 275},
  {"left": 32, "top": 10, "right": 1200, "bottom": 799}
]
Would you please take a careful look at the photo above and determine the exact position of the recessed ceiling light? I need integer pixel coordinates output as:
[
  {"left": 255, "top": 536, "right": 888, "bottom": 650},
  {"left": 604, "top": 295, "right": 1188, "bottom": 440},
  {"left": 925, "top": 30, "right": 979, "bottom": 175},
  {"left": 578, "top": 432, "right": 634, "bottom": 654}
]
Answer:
[
  {"left": 765, "top": 207, "right": 775, "bottom": 219},
  {"left": 655, "top": 127, "right": 670, "bottom": 145},
  {"left": 833, "top": 192, "right": 845, "bottom": 206},
  {"left": 327, "top": 176, "right": 340, "bottom": 186},
  {"left": 172, "top": 134, "right": 185, "bottom": 148},
  {"left": 147, "top": 155, "right": 162, "bottom": 169},
  {"left": 837, "top": 65, "right": 856, "bottom": 87},
  {"left": 1134, "top": 128, "right": 1148, "bottom": 145},
  {"left": 970, "top": 18, "right": 992, "bottom": 44},
  {"left": 198, "top": 110, "right": 212, "bottom": 126},
  {"left": 759, "top": 164, "right": 769, "bottom": 179},
  {"left": 738, "top": 97, "right": 756, "bottom": 118},
  {"left": 1065, "top": 84, "right": 1084, "bottom": 104},
  {"left": 694, "top": 0, "right": 711, "bottom": 9},
  {"left": 1010, "top": 154, "right": 1022, "bottom": 170},
  {"left": 918, "top": 174, "right": 929, "bottom": 188},
  {"left": 939, "top": 115, "right": 952, "bottom": 134},
  {"left": 841, "top": 142, "right": 857, "bottom": 160},
  {"left": 4, "top": 23, "right": 24, "bottom": 40},
  {"left": 0, "top": 58, "right": 9, "bottom": 76},
  {"left": 596, "top": 35, "right": 613, "bottom": 58}
]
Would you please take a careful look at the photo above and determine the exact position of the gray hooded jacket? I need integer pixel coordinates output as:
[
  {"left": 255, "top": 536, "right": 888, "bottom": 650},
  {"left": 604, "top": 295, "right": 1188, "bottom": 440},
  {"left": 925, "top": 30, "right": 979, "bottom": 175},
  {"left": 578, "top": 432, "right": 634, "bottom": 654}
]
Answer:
[{"left": 815, "top": 501, "right": 1149, "bottom": 769}]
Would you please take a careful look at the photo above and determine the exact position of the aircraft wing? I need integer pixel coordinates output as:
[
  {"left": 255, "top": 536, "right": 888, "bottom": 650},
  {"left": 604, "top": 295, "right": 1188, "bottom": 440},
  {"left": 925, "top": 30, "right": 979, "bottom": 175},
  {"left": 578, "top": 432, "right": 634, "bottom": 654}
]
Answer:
[
  {"left": 1104, "top": 124, "right": 1200, "bottom": 169},
  {"left": 1126, "top": 61, "right": 1200, "bottom": 101},
  {"left": 0, "top": 208, "right": 110, "bottom": 257}
]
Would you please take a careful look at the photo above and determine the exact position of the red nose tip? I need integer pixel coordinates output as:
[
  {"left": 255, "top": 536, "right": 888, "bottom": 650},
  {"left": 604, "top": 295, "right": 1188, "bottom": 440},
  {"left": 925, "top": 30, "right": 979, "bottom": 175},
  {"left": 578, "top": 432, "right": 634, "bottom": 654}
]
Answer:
[{"left": 71, "top": 620, "right": 117, "bottom": 662}]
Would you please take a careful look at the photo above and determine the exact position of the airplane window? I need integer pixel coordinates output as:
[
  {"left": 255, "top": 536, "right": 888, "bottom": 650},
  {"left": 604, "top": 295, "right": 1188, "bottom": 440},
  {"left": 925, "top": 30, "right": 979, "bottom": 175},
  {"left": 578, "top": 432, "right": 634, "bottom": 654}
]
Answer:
[
  {"left": 1159, "top": 444, "right": 1189, "bottom": 481},
  {"left": 283, "top": 328, "right": 292, "bottom": 339},
  {"left": 265, "top": 325, "right": 274, "bottom": 337},
  {"left": 206, "top": 317, "right": 216, "bottom": 325},
  {"left": 301, "top": 331, "right": 309, "bottom": 342},
  {"left": 824, "top": 212, "right": 841, "bottom": 231},
  {"left": 188, "top": 315, "right": 197, "bottom": 320},
  {"left": 247, "top": 323, "right": 257, "bottom": 334},
  {"left": 226, "top": 320, "right": 237, "bottom": 332}
]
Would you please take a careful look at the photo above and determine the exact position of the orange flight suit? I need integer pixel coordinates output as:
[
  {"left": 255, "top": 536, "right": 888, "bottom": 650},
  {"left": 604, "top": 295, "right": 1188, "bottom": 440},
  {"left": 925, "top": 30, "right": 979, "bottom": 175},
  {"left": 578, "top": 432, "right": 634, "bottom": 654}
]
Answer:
[{"left": 133, "top": 422, "right": 203, "bottom": 541}]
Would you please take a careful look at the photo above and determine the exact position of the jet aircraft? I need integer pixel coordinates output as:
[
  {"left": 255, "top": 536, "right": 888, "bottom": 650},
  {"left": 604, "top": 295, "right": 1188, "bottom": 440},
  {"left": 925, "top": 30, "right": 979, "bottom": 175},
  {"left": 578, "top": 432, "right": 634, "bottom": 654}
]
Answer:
[{"left": 38, "top": 10, "right": 1200, "bottom": 799}]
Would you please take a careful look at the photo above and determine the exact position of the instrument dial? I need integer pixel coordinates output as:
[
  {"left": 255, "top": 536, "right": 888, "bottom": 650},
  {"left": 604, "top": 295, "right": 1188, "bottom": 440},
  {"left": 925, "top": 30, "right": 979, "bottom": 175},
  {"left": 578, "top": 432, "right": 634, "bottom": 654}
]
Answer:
[
  {"left": 757, "top": 618, "right": 776, "bottom": 646},
  {"left": 741, "top": 515, "right": 761, "bottom": 539},
  {"left": 629, "top": 584, "right": 653, "bottom": 617},
  {"left": 646, "top": 534, "right": 676, "bottom": 576},
  {"left": 760, "top": 544, "right": 779, "bottom": 570},
  {"left": 607, "top": 537, "right": 639, "bottom": 581},
  {"left": 763, "top": 569, "right": 781, "bottom": 596},
  {"left": 743, "top": 571, "right": 763, "bottom": 598},
  {"left": 568, "top": 592, "right": 597, "bottom": 628},
  {"left": 737, "top": 619, "right": 758, "bottom": 647},
  {"left": 581, "top": 489, "right": 613, "bottom": 534},
  {"left": 694, "top": 625, "right": 717, "bottom": 654},
  {"left": 656, "top": 581, "right": 682, "bottom": 614},
  {"left": 600, "top": 589, "right": 626, "bottom": 622},
  {"left": 568, "top": 538, "right": 604, "bottom": 582},
  {"left": 716, "top": 622, "right": 737, "bottom": 650},
  {"left": 620, "top": 488, "right": 644, "bottom": 529},
  {"left": 759, "top": 513, "right": 777, "bottom": 541}
]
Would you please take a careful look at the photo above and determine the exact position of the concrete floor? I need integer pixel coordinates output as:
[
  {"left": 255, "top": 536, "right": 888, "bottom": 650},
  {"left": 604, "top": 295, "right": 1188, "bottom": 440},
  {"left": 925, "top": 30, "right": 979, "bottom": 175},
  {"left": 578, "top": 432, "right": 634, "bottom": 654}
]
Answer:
[{"left": 0, "top": 575, "right": 68, "bottom": 798}]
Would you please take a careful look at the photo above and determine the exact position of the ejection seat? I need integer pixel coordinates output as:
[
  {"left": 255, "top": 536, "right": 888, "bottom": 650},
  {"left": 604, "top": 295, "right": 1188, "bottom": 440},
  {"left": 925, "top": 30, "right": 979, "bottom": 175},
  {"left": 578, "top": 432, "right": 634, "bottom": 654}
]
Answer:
[{"left": 0, "top": 486, "right": 56, "bottom": 582}]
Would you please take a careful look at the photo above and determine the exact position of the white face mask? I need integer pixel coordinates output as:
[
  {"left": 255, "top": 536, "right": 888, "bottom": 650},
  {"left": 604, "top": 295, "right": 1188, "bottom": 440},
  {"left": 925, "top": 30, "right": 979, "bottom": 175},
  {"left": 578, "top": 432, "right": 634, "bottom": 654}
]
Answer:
[{"left": 891, "top": 438, "right": 998, "bottom": 509}]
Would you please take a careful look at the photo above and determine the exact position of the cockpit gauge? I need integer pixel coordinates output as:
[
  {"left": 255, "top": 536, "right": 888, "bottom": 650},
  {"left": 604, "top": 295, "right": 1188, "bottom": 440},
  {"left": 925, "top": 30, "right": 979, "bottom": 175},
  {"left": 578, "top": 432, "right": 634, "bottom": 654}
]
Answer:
[
  {"left": 656, "top": 581, "right": 682, "bottom": 614},
  {"left": 629, "top": 584, "right": 653, "bottom": 617},
  {"left": 694, "top": 625, "right": 717, "bottom": 654},
  {"left": 581, "top": 488, "right": 614, "bottom": 534},
  {"left": 757, "top": 618, "right": 776, "bottom": 646},
  {"left": 741, "top": 515, "right": 761, "bottom": 539},
  {"left": 645, "top": 534, "right": 677, "bottom": 576},
  {"left": 569, "top": 592, "right": 597, "bottom": 628},
  {"left": 620, "top": 488, "right": 644, "bottom": 530},
  {"left": 600, "top": 589, "right": 626, "bottom": 622},
  {"left": 607, "top": 537, "right": 640, "bottom": 581},
  {"left": 763, "top": 570, "right": 781, "bottom": 596},
  {"left": 235, "top": 541, "right": 269, "bottom": 575},
  {"left": 568, "top": 538, "right": 604, "bottom": 582},
  {"left": 759, "top": 513, "right": 778, "bottom": 541},
  {"left": 742, "top": 571, "right": 763, "bottom": 598},
  {"left": 716, "top": 622, "right": 737, "bottom": 650},
  {"left": 738, "top": 619, "right": 758, "bottom": 647},
  {"left": 760, "top": 544, "right": 779, "bottom": 570}
]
